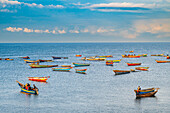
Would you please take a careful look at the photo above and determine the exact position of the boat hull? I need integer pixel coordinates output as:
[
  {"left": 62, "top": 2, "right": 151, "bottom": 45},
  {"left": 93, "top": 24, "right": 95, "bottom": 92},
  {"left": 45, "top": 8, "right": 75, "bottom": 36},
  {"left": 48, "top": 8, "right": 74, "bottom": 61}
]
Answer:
[
  {"left": 113, "top": 70, "right": 130, "bottom": 75},
  {"left": 29, "top": 64, "right": 58, "bottom": 68},
  {"left": 127, "top": 63, "right": 141, "bottom": 66},
  {"left": 73, "top": 63, "right": 90, "bottom": 67}
]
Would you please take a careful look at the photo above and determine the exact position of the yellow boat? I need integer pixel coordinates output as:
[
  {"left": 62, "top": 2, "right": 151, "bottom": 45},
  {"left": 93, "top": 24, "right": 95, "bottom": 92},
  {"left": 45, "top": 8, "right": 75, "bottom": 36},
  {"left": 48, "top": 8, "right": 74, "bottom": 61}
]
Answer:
[{"left": 86, "top": 58, "right": 106, "bottom": 61}]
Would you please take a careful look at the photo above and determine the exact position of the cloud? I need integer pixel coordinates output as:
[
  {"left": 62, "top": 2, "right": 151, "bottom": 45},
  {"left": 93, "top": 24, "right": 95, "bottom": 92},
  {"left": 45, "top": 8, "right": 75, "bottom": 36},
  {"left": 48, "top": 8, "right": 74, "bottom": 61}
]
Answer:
[
  {"left": 0, "top": 9, "right": 17, "bottom": 13},
  {"left": 0, "top": 0, "right": 64, "bottom": 9},
  {"left": 23, "top": 28, "right": 33, "bottom": 33},
  {"left": 134, "top": 19, "right": 170, "bottom": 34},
  {"left": 83, "top": 2, "right": 154, "bottom": 12},
  {"left": 58, "top": 30, "right": 66, "bottom": 34},
  {"left": 0, "top": 0, "right": 21, "bottom": 5},
  {"left": 47, "top": 4, "right": 64, "bottom": 8},
  {"left": 81, "top": 29, "right": 89, "bottom": 33},
  {"left": 6, "top": 27, "right": 22, "bottom": 32},
  {"left": 69, "top": 30, "right": 79, "bottom": 33}
]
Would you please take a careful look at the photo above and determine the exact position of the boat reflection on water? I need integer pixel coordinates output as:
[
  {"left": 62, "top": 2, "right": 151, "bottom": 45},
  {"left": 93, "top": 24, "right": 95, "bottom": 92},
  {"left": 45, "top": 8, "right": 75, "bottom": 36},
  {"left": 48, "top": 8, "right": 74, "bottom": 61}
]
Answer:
[{"left": 134, "top": 96, "right": 158, "bottom": 105}]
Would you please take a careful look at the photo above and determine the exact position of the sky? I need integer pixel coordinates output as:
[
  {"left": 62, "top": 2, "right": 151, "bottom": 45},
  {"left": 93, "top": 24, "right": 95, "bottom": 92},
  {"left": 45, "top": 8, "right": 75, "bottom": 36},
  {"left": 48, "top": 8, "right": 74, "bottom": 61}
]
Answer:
[{"left": 0, "top": 0, "right": 170, "bottom": 43}]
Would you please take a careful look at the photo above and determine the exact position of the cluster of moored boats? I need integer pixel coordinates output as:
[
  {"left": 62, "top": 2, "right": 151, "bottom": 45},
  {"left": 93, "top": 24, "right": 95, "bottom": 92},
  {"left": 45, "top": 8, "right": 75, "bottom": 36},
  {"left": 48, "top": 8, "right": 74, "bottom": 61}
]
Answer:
[{"left": 2, "top": 52, "right": 169, "bottom": 97}]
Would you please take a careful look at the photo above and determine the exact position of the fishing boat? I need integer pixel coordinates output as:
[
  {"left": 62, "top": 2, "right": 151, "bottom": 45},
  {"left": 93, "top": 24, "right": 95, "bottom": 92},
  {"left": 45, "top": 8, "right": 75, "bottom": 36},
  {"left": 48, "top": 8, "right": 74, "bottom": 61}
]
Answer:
[
  {"left": 16, "top": 80, "right": 39, "bottom": 95},
  {"left": 113, "top": 70, "right": 130, "bottom": 75},
  {"left": 52, "top": 56, "right": 68, "bottom": 59},
  {"left": 138, "top": 54, "right": 147, "bottom": 57},
  {"left": 151, "top": 54, "right": 164, "bottom": 56},
  {"left": 4, "top": 58, "right": 14, "bottom": 60},
  {"left": 52, "top": 67, "right": 71, "bottom": 71},
  {"left": 72, "top": 63, "right": 90, "bottom": 67},
  {"left": 127, "top": 63, "right": 141, "bottom": 66},
  {"left": 125, "top": 50, "right": 134, "bottom": 53},
  {"left": 135, "top": 67, "right": 149, "bottom": 71},
  {"left": 61, "top": 65, "right": 72, "bottom": 67},
  {"left": 122, "top": 55, "right": 140, "bottom": 58},
  {"left": 98, "top": 55, "right": 113, "bottom": 58},
  {"left": 22, "top": 56, "right": 30, "bottom": 59},
  {"left": 86, "top": 58, "right": 106, "bottom": 61},
  {"left": 134, "top": 88, "right": 159, "bottom": 98},
  {"left": 28, "top": 76, "right": 50, "bottom": 82},
  {"left": 29, "top": 63, "right": 58, "bottom": 68},
  {"left": 106, "top": 60, "right": 121, "bottom": 63},
  {"left": 75, "top": 54, "right": 82, "bottom": 57},
  {"left": 24, "top": 60, "right": 39, "bottom": 63},
  {"left": 75, "top": 69, "right": 87, "bottom": 74},
  {"left": 155, "top": 60, "right": 170, "bottom": 63},
  {"left": 106, "top": 61, "right": 113, "bottom": 66},
  {"left": 38, "top": 59, "right": 53, "bottom": 62}
]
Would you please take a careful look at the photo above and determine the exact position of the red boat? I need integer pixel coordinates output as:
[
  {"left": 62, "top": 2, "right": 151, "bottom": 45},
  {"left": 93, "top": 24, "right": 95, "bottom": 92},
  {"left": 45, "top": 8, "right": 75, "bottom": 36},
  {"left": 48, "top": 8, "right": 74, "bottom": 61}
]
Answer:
[
  {"left": 22, "top": 56, "right": 30, "bottom": 59},
  {"left": 167, "top": 56, "right": 170, "bottom": 59},
  {"left": 75, "top": 54, "right": 82, "bottom": 57},
  {"left": 127, "top": 63, "right": 141, "bottom": 66},
  {"left": 28, "top": 76, "right": 50, "bottom": 82},
  {"left": 155, "top": 60, "right": 170, "bottom": 63},
  {"left": 135, "top": 67, "right": 149, "bottom": 71}
]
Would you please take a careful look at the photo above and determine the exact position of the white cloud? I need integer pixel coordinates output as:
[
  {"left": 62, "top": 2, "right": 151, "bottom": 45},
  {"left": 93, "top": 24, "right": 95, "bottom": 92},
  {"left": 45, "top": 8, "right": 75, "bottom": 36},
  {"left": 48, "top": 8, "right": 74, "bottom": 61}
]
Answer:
[
  {"left": 51, "top": 30, "right": 57, "bottom": 34},
  {"left": 47, "top": 4, "right": 64, "bottom": 8},
  {"left": 0, "top": 0, "right": 21, "bottom": 5},
  {"left": 0, "top": 9, "right": 17, "bottom": 13},
  {"left": 44, "top": 29, "right": 50, "bottom": 33},
  {"left": 34, "top": 29, "right": 43, "bottom": 33},
  {"left": 6, "top": 27, "right": 22, "bottom": 32},
  {"left": 69, "top": 30, "right": 79, "bottom": 33},
  {"left": 23, "top": 28, "right": 33, "bottom": 33},
  {"left": 134, "top": 19, "right": 170, "bottom": 34},
  {"left": 24, "top": 3, "right": 44, "bottom": 8},
  {"left": 81, "top": 29, "right": 89, "bottom": 33},
  {"left": 58, "top": 30, "right": 66, "bottom": 34}
]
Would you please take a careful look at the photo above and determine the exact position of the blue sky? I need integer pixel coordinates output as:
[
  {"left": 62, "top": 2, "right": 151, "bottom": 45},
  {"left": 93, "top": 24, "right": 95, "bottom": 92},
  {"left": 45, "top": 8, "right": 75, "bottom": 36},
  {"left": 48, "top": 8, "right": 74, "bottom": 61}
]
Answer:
[{"left": 0, "top": 0, "right": 170, "bottom": 43}]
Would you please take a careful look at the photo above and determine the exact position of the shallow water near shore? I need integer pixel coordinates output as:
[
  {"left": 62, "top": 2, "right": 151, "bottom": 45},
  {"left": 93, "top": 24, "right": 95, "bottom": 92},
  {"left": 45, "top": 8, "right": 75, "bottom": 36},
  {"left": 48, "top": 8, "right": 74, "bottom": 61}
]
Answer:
[{"left": 0, "top": 43, "right": 170, "bottom": 113}]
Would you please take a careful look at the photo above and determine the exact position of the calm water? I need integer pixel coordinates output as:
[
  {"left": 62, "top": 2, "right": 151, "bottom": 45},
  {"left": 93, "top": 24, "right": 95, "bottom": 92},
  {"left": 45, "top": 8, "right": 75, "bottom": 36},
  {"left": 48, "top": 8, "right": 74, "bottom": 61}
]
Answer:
[{"left": 0, "top": 43, "right": 170, "bottom": 113}]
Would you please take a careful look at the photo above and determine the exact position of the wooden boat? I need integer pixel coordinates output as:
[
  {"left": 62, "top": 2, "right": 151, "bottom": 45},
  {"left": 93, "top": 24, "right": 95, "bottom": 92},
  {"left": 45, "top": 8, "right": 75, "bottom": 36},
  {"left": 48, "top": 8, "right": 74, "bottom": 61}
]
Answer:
[
  {"left": 4, "top": 58, "right": 14, "bottom": 60},
  {"left": 134, "top": 88, "right": 159, "bottom": 98},
  {"left": 52, "top": 67, "right": 71, "bottom": 71},
  {"left": 98, "top": 55, "right": 113, "bottom": 58},
  {"left": 24, "top": 60, "right": 39, "bottom": 63},
  {"left": 52, "top": 56, "right": 68, "bottom": 59},
  {"left": 72, "top": 63, "right": 90, "bottom": 67},
  {"left": 113, "top": 70, "right": 130, "bottom": 75},
  {"left": 38, "top": 59, "right": 53, "bottom": 62},
  {"left": 22, "top": 56, "right": 30, "bottom": 59},
  {"left": 138, "top": 54, "right": 147, "bottom": 57},
  {"left": 155, "top": 60, "right": 170, "bottom": 63},
  {"left": 86, "top": 58, "right": 106, "bottom": 61},
  {"left": 75, "top": 69, "right": 87, "bottom": 74},
  {"left": 16, "top": 80, "right": 39, "bottom": 95},
  {"left": 61, "top": 65, "right": 72, "bottom": 67},
  {"left": 28, "top": 76, "right": 50, "bottom": 82},
  {"left": 29, "top": 64, "right": 58, "bottom": 68},
  {"left": 75, "top": 54, "right": 82, "bottom": 57},
  {"left": 151, "top": 54, "right": 164, "bottom": 56},
  {"left": 167, "top": 56, "right": 170, "bottom": 59},
  {"left": 135, "top": 67, "right": 149, "bottom": 71},
  {"left": 106, "top": 60, "right": 121, "bottom": 63},
  {"left": 125, "top": 50, "right": 134, "bottom": 53},
  {"left": 106, "top": 61, "right": 113, "bottom": 66},
  {"left": 127, "top": 62, "right": 141, "bottom": 66},
  {"left": 122, "top": 55, "right": 140, "bottom": 58}
]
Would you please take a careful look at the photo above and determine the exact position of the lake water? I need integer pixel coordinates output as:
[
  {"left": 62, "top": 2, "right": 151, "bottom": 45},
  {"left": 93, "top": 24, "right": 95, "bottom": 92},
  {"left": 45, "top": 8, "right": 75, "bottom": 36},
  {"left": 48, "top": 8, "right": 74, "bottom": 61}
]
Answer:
[{"left": 0, "top": 43, "right": 170, "bottom": 113}]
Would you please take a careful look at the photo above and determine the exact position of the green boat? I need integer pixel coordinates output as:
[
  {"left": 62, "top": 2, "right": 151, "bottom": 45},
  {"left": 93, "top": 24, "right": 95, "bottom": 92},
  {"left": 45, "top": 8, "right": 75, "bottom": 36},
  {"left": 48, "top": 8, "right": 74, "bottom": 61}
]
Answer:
[
  {"left": 29, "top": 64, "right": 58, "bottom": 68},
  {"left": 72, "top": 63, "right": 90, "bottom": 67}
]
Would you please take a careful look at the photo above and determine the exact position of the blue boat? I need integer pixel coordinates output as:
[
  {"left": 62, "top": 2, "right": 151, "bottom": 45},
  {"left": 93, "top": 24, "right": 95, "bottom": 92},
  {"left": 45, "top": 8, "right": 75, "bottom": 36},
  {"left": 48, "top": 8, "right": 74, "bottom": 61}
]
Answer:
[
  {"left": 72, "top": 63, "right": 90, "bottom": 67},
  {"left": 16, "top": 81, "right": 39, "bottom": 95}
]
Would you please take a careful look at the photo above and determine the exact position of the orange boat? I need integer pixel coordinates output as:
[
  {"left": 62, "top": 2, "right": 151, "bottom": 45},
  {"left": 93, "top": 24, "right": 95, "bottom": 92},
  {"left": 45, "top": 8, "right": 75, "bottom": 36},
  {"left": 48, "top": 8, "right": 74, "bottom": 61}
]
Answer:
[
  {"left": 76, "top": 54, "right": 82, "bottom": 57},
  {"left": 135, "top": 67, "right": 149, "bottom": 71},
  {"left": 122, "top": 55, "right": 140, "bottom": 58},
  {"left": 28, "top": 76, "right": 50, "bottom": 82},
  {"left": 155, "top": 60, "right": 170, "bottom": 63},
  {"left": 127, "top": 63, "right": 141, "bottom": 66}
]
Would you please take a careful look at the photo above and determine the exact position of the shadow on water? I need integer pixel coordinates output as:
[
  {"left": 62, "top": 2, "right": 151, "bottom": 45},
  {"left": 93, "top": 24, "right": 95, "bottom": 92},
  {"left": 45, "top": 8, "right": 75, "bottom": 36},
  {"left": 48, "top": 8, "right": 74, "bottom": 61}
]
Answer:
[{"left": 134, "top": 96, "right": 158, "bottom": 105}]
